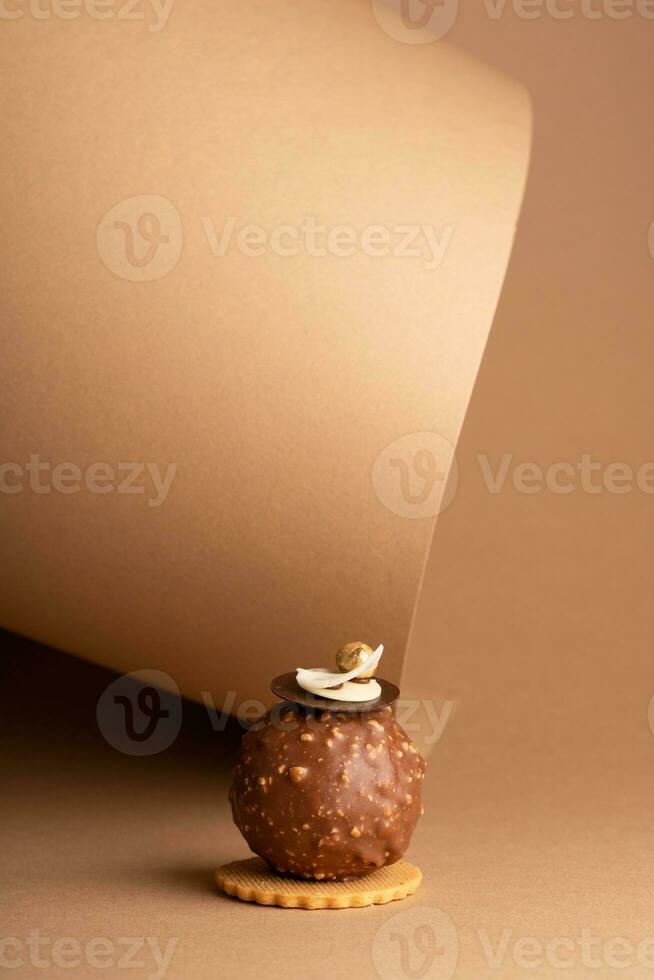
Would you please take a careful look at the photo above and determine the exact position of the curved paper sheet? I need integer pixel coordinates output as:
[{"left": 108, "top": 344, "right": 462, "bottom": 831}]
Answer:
[{"left": 0, "top": 0, "right": 531, "bottom": 708}]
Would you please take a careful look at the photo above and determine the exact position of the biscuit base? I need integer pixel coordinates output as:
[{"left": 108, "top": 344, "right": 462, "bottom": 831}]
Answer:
[{"left": 215, "top": 857, "right": 422, "bottom": 909}]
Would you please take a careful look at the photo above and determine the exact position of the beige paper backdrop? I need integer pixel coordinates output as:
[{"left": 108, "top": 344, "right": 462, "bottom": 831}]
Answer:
[
  {"left": 0, "top": 0, "right": 530, "bottom": 704},
  {"left": 1, "top": 1, "right": 653, "bottom": 979}
]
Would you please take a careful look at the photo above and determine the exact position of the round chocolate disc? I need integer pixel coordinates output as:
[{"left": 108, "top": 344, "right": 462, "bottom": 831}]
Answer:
[{"left": 270, "top": 672, "right": 399, "bottom": 713}]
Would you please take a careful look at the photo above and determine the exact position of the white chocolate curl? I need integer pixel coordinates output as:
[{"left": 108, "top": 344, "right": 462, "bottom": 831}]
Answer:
[{"left": 296, "top": 645, "right": 383, "bottom": 701}]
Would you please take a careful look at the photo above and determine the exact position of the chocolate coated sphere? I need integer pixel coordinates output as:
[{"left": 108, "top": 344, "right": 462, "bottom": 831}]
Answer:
[{"left": 229, "top": 704, "right": 425, "bottom": 880}]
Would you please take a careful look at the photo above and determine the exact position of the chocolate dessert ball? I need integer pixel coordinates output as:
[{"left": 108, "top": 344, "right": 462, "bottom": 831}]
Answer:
[{"left": 229, "top": 704, "right": 426, "bottom": 880}]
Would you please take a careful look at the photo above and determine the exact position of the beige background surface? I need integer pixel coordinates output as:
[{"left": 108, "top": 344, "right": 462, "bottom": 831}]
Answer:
[{"left": 2, "top": 0, "right": 654, "bottom": 977}]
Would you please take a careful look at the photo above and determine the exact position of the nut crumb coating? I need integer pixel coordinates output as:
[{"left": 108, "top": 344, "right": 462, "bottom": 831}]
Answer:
[{"left": 229, "top": 704, "right": 426, "bottom": 881}]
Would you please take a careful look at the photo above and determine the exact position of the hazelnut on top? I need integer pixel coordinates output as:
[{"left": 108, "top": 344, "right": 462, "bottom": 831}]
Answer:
[{"left": 335, "top": 642, "right": 377, "bottom": 678}]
